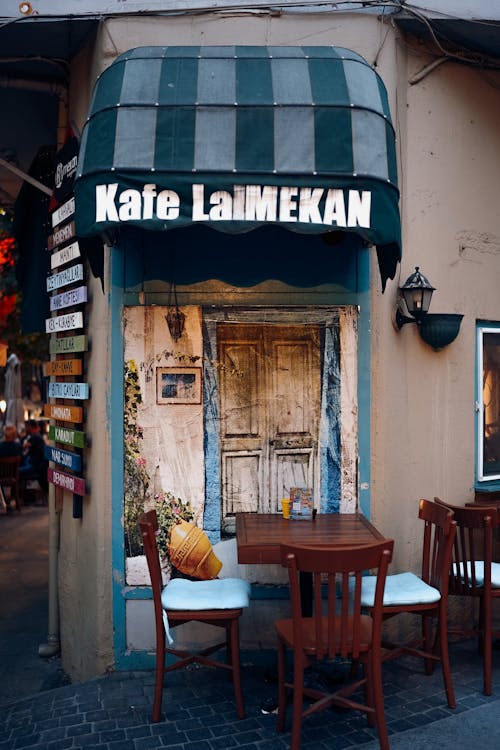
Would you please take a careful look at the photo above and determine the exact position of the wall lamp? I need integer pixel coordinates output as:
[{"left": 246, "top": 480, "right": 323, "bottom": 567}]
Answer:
[{"left": 395, "top": 267, "right": 463, "bottom": 351}]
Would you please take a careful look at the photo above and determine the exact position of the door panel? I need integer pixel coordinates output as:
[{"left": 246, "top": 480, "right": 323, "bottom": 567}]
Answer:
[{"left": 218, "top": 323, "right": 321, "bottom": 525}]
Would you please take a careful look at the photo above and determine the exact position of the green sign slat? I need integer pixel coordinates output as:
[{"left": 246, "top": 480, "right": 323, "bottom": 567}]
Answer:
[
  {"left": 49, "top": 335, "right": 88, "bottom": 354},
  {"left": 48, "top": 425, "right": 85, "bottom": 448}
]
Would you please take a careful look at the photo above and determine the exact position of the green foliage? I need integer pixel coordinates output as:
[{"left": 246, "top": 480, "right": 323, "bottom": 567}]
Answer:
[{"left": 124, "top": 360, "right": 149, "bottom": 557}]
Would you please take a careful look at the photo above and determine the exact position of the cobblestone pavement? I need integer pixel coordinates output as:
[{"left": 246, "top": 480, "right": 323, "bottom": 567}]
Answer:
[{"left": 1, "top": 639, "right": 500, "bottom": 750}]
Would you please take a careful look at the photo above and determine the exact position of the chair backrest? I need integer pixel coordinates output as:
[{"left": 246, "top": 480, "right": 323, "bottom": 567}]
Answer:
[
  {"left": 280, "top": 539, "right": 394, "bottom": 661},
  {"left": 434, "top": 497, "right": 499, "bottom": 594},
  {"left": 0, "top": 455, "right": 21, "bottom": 481},
  {"left": 419, "top": 498, "right": 456, "bottom": 593},
  {"left": 138, "top": 510, "right": 165, "bottom": 647}
]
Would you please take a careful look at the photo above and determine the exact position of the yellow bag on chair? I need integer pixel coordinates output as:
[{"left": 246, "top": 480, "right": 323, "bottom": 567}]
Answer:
[{"left": 168, "top": 519, "right": 222, "bottom": 579}]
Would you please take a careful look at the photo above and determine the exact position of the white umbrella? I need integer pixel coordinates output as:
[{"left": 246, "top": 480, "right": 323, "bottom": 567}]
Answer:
[{"left": 4, "top": 353, "right": 24, "bottom": 432}]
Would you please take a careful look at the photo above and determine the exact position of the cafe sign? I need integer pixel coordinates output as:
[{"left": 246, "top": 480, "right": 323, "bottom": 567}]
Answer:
[{"left": 95, "top": 182, "right": 372, "bottom": 229}]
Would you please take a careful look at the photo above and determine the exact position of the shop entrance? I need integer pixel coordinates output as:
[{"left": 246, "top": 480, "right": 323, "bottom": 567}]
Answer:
[{"left": 217, "top": 323, "right": 321, "bottom": 527}]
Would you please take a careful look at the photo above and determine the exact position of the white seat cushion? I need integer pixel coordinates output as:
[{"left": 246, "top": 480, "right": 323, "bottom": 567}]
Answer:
[
  {"left": 161, "top": 576, "right": 251, "bottom": 611},
  {"left": 360, "top": 571, "right": 441, "bottom": 607},
  {"left": 453, "top": 561, "right": 500, "bottom": 588}
]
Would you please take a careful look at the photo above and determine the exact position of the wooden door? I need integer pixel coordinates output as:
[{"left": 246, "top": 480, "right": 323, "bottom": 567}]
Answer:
[{"left": 218, "top": 323, "right": 321, "bottom": 528}]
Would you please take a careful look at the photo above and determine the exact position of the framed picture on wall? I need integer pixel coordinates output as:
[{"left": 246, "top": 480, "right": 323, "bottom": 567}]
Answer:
[{"left": 156, "top": 367, "right": 202, "bottom": 405}]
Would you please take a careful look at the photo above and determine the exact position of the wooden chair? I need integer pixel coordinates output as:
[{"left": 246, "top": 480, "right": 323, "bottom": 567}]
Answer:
[
  {"left": 138, "top": 509, "right": 250, "bottom": 723},
  {"left": 0, "top": 455, "right": 22, "bottom": 512},
  {"left": 435, "top": 497, "right": 500, "bottom": 695},
  {"left": 275, "top": 539, "right": 394, "bottom": 750},
  {"left": 359, "top": 499, "right": 457, "bottom": 709}
]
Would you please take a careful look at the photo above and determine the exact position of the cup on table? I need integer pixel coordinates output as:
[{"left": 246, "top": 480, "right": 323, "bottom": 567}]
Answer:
[{"left": 281, "top": 498, "right": 291, "bottom": 519}]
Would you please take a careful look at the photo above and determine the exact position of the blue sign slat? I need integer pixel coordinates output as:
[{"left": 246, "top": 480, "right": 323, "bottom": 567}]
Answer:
[{"left": 45, "top": 445, "right": 82, "bottom": 472}]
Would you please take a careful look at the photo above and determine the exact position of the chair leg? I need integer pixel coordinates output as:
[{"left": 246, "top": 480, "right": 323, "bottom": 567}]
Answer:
[
  {"left": 369, "top": 651, "right": 390, "bottom": 750},
  {"left": 483, "top": 594, "right": 492, "bottom": 696},
  {"left": 438, "top": 607, "right": 456, "bottom": 708},
  {"left": 290, "top": 653, "right": 305, "bottom": 750},
  {"left": 422, "top": 614, "right": 434, "bottom": 675},
  {"left": 152, "top": 650, "right": 165, "bottom": 723},
  {"left": 276, "top": 637, "right": 287, "bottom": 732},
  {"left": 228, "top": 619, "right": 245, "bottom": 719}
]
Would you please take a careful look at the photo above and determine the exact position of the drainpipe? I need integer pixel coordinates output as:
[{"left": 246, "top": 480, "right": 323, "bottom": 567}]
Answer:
[{"left": 38, "top": 487, "right": 61, "bottom": 658}]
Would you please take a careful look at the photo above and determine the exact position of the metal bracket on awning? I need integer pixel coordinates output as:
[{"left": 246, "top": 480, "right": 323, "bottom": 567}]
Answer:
[{"left": 0, "top": 156, "right": 52, "bottom": 196}]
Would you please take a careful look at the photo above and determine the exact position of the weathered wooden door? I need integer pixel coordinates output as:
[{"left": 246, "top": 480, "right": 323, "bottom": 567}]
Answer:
[{"left": 218, "top": 323, "right": 321, "bottom": 527}]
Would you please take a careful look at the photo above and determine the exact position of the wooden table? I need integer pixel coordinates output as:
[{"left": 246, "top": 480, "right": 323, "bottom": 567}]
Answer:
[{"left": 236, "top": 511, "right": 385, "bottom": 565}]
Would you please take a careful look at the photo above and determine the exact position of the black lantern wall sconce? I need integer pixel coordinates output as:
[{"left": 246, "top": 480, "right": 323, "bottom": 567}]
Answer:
[{"left": 395, "top": 267, "right": 463, "bottom": 351}]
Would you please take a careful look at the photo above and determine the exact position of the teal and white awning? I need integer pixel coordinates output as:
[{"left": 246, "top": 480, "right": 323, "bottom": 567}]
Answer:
[{"left": 74, "top": 45, "right": 401, "bottom": 289}]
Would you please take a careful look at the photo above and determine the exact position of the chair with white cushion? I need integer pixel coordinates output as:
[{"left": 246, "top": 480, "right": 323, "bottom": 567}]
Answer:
[
  {"left": 139, "top": 509, "right": 250, "bottom": 722},
  {"left": 435, "top": 498, "right": 500, "bottom": 695},
  {"left": 359, "top": 498, "right": 457, "bottom": 708}
]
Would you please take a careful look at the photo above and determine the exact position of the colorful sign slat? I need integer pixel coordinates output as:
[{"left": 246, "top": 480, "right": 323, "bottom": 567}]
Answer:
[
  {"left": 47, "top": 221, "right": 75, "bottom": 251},
  {"left": 44, "top": 359, "right": 83, "bottom": 377},
  {"left": 49, "top": 286, "right": 87, "bottom": 312},
  {"left": 48, "top": 424, "right": 85, "bottom": 448},
  {"left": 48, "top": 467, "right": 86, "bottom": 495},
  {"left": 46, "top": 263, "right": 84, "bottom": 292},
  {"left": 45, "top": 311, "right": 83, "bottom": 334},
  {"left": 51, "top": 197, "right": 75, "bottom": 228},
  {"left": 51, "top": 240, "right": 81, "bottom": 270},
  {"left": 48, "top": 382, "right": 89, "bottom": 400},
  {"left": 49, "top": 335, "right": 88, "bottom": 354},
  {"left": 45, "top": 445, "right": 82, "bottom": 472},
  {"left": 44, "top": 404, "right": 83, "bottom": 423}
]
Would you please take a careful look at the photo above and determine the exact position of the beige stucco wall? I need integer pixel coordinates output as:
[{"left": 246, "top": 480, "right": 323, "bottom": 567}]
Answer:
[
  {"left": 60, "top": 11, "right": 500, "bottom": 678},
  {"left": 371, "top": 46, "right": 500, "bottom": 572}
]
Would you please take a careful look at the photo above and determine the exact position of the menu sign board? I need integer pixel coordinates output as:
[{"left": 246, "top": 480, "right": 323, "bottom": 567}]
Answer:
[{"left": 47, "top": 152, "right": 88, "bottom": 516}]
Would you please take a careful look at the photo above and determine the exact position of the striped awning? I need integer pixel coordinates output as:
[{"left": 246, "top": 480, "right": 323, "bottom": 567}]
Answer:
[{"left": 74, "top": 46, "right": 401, "bottom": 289}]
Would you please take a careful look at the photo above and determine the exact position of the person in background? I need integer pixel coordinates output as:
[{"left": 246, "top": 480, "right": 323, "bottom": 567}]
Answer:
[
  {"left": 0, "top": 423, "right": 23, "bottom": 458},
  {"left": 0, "top": 423, "right": 23, "bottom": 511},
  {"left": 19, "top": 419, "right": 48, "bottom": 493}
]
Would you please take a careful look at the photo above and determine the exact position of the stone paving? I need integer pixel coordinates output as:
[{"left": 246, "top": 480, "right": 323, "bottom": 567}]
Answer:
[{"left": 1, "top": 639, "right": 500, "bottom": 750}]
